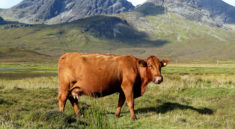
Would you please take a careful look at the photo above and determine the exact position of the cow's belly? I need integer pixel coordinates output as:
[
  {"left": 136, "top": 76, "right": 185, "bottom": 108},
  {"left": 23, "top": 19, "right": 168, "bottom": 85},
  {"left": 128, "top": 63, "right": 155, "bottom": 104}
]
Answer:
[{"left": 75, "top": 74, "right": 122, "bottom": 97}]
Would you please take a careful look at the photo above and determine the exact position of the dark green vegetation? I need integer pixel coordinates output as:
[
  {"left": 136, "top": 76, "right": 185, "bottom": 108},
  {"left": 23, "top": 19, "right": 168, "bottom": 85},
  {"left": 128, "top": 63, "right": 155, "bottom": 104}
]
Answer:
[
  {"left": 0, "top": 17, "right": 4, "bottom": 24},
  {"left": 0, "top": 63, "right": 234, "bottom": 129}
]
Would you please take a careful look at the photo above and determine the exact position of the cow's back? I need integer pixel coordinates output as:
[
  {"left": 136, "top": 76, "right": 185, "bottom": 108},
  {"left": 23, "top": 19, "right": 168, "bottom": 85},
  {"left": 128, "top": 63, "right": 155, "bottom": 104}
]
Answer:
[{"left": 58, "top": 52, "right": 138, "bottom": 96}]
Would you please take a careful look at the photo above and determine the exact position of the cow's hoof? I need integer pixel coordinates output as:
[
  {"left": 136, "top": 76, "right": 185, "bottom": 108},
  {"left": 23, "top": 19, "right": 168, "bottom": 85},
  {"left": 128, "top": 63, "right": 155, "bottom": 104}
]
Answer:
[
  {"left": 76, "top": 114, "right": 82, "bottom": 118},
  {"left": 131, "top": 115, "right": 137, "bottom": 120},
  {"left": 115, "top": 114, "right": 120, "bottom": 118}
]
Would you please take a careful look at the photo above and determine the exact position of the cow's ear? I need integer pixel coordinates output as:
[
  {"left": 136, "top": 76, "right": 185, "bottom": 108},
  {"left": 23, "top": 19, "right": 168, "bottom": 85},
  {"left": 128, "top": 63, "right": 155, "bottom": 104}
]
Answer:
[
  {"left": 139, "top": 59, "right": 147, "bottom": 67},
  {"left": 161, "top": 59, "right": 169, "bottom": 67}
]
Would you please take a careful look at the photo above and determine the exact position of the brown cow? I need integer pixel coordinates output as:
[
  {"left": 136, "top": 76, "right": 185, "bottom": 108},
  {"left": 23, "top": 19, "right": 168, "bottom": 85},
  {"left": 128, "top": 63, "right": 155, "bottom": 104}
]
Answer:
[{"left": 58, "top": 52, "right": 168, "bottom": 120}]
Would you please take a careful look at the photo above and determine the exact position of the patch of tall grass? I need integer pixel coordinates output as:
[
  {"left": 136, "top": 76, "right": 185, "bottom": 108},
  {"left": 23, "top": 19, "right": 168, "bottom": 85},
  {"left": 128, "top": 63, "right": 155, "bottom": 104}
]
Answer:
[{"left": 0, "top": 76, "right": 58, "bottom": 89}]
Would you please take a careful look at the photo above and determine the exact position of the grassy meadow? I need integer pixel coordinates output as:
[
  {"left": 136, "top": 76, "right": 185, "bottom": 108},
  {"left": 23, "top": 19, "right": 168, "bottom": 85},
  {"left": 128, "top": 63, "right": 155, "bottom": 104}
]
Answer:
[{"left": 0, "top": 63, "right": 234, "bottom": 129}]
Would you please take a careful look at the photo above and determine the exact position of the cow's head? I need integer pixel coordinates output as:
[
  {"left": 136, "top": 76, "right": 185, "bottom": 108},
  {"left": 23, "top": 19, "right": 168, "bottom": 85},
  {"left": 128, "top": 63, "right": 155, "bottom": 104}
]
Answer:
[{"left": 139, "top": 56, "right": 168, "bottom": 84}]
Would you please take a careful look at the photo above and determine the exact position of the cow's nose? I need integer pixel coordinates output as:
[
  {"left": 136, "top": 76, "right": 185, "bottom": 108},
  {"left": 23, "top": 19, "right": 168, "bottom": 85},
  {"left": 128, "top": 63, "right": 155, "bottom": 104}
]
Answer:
[{"left": 153, "top": 76, "right": 163, "bottom": 84}]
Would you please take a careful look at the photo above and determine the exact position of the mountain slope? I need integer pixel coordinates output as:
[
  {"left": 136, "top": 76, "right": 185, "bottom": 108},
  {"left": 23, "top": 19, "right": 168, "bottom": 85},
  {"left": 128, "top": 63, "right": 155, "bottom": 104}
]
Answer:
[
  {"left": 0, "top": 0, "right": 134, "bottom": 24},
  {"left": 0, "top": 13, "right": 235, "bottom": 61},
  {"left": 118, "top": 8, "right": 235, "bottom": 60}
]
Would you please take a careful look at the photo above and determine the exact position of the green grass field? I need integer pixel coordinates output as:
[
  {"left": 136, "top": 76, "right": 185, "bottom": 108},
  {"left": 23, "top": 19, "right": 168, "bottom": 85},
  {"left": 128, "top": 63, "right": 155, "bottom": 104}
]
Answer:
[{"left": 0, "top": 63, "right": 234, "bottom": 129}]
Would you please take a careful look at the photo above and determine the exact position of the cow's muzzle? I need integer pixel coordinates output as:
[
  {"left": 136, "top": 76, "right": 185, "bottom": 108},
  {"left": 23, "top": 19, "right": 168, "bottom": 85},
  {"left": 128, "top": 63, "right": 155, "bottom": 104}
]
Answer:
[{"left": 153, "top": 76, "right": 163, "bottom": 84}]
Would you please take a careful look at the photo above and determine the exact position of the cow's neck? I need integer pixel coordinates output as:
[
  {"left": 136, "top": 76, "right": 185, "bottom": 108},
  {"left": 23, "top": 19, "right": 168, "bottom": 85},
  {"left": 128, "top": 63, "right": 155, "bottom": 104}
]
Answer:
[{"left": 138, "top": 67, "right": 152, "bottom": 96}]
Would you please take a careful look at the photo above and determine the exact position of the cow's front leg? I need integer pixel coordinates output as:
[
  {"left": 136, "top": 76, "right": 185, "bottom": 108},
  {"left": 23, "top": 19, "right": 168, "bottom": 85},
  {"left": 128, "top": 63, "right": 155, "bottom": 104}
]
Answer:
[
  {"left": 115, "top": 91, "right": 125, "bottom": 118},
  {"left": 121, "top": 81, "right": 137, "bottom": 120}
]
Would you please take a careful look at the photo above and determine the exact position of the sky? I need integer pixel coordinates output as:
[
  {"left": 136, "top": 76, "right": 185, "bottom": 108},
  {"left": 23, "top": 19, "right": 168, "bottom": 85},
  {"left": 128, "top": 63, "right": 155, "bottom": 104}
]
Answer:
[
  {"left": 127, "top": 0, "right": 146, "bottom": 6},
  {"left": 223, "top": 0, "right": 235, "bottom": 6},
  {"left": 0, "top": 0, "right": 235, "bottom": 8},
  {"left": 0, "top": 0, "right": 22, "bottom": 9}
]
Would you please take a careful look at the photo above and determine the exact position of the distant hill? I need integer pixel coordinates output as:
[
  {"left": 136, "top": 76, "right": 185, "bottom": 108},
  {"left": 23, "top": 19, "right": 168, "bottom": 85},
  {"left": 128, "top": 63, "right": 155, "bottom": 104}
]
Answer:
[
  {"left": 0, "top": 14, "right": 235, "bottom": 62},
  {"left": 0, "top": 0, "right": 134, "bottom": 24}
]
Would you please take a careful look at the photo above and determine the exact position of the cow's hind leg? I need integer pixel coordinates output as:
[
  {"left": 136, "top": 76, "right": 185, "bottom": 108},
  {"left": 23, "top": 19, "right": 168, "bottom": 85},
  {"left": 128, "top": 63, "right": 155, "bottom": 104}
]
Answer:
[
  {"left": 58, "top": 79, "right": 70, "bottom": 113},
  {"left": 69, "top": 97, "right": 80, "bottom": 116},
  {"left": 115, "top": 91, "right": 125, "bottom": 118},
  {"left": 70, "top": 87, "right": 83, "bottom": 116},
  {"left": 58, "top": 90, "right": 69, "bottom": 113}
]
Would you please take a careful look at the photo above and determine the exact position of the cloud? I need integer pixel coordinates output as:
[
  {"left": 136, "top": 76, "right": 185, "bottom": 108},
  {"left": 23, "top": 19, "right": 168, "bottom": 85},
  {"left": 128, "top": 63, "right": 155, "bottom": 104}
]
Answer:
[
  {"left": 0, "top": 0, "right": 22, "bottom": 9},
  {"left": 127, "top": 0, "right": 147, "bottom": 6},
  {"left": 223, "top": 0, "right": 235, "bottom": 6},
  {"left": 127, "top": 0, "right": 235, "bottom": 7}
]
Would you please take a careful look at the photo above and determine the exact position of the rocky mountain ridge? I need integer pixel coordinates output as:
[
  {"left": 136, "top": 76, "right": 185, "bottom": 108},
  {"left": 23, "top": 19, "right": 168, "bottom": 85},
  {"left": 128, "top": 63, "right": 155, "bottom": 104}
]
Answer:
[
  {"left": 0, "top": 0, "right": 235, "bottom": 26},
  {"left": 147, "top": 0, "right": 235, "bottom": 25},
  {"left": 0, "top": 0, "right": 134, "bottom": 24}
]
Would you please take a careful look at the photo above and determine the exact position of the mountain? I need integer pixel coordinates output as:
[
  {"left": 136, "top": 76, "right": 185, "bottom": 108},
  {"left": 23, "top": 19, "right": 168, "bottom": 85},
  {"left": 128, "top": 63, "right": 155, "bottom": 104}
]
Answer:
[
  {"left": 0, "top": 0, "right": 134, "bottom": 24},
  {"left": 0, "top": 0, "right": 235, "bottom": 62},
  {"left": 1, "top": 0, "right": 234, "bottom": 26},
  {"left": 0, "top": 14, "right": 235, "bottom": 61},
  {"left": 147, "top": 0, "right": 235, "bottom": 25}
]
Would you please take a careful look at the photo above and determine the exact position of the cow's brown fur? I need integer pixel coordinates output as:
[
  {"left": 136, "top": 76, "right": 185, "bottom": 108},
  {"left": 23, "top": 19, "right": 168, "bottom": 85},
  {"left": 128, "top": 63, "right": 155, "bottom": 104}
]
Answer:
[{"left": 58, "top": 52, "right": 168, "bottom": 120}]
